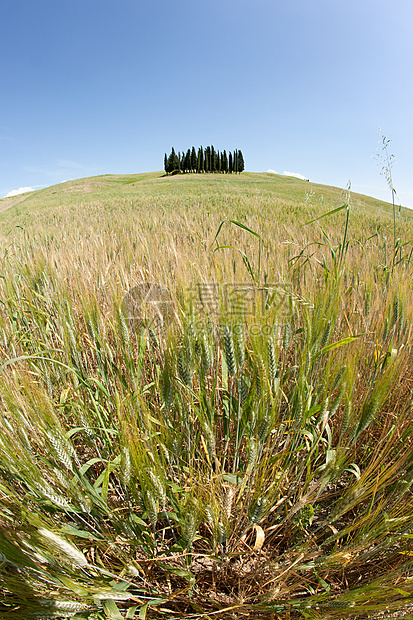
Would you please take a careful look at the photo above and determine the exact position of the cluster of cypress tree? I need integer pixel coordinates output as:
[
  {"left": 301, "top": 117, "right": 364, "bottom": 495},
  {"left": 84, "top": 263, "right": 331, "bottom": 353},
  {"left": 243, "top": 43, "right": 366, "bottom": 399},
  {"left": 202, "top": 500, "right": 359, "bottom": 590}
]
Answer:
[{"left": 164, "top": 146, "right": 245, "bottom": 175}]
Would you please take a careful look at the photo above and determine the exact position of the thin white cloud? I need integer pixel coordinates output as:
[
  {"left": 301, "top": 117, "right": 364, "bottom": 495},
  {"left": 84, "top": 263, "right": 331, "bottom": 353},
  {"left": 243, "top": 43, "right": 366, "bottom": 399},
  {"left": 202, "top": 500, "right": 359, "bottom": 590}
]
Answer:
[
  {"left": 4, "top": 186, "right": 34, "bottom": 198},
  {"left": 283, "top": 171, "right": 309, "bottom": 181},
  {"left": 267, "top": 169, "right": 309, "bottom": 181}
]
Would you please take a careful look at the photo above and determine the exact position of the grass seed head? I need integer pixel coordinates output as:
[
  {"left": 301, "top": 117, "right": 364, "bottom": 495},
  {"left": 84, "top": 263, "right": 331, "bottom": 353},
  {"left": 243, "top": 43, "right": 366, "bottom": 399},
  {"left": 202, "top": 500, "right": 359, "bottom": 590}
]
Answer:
[
  {"left": 38, "top": 528, "right": 89, "bottom": 568},
  {"left": 224, "top": 325, "right": 237, "bottom": 376}
]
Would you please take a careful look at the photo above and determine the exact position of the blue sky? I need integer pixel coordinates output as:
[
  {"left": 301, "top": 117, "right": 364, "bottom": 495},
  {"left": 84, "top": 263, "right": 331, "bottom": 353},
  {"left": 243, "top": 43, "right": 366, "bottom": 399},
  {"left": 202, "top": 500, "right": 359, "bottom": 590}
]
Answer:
[{"left": 1, "top": 0, "right": 413, "bottom": 207}]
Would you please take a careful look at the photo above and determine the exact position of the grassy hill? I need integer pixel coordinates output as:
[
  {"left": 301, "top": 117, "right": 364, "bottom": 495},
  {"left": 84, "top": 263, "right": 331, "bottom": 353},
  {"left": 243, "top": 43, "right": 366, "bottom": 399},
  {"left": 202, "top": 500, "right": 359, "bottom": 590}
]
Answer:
[
  {"left": 1, "top": 172, "right": 413, "bottom": 619},
  {"left": 0, "top": 170, "right": 407, "bottom": 227},
  {"left": 0, "top": 170, "right": 410, "bottom": 291}
]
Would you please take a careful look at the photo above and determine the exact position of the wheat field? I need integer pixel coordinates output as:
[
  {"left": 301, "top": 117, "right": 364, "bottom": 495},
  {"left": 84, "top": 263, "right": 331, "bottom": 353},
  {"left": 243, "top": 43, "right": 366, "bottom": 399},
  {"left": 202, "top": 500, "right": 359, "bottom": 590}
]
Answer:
[{"left": 1, "top": 172, "right": 413, "bottom": 619}]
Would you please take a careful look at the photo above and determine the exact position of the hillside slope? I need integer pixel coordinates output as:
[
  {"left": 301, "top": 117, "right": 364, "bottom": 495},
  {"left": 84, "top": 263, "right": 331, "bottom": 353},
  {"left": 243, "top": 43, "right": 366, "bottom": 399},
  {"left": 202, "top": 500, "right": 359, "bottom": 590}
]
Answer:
[{"left": 0, "top": 170, "right": 408, "bottom": 231}]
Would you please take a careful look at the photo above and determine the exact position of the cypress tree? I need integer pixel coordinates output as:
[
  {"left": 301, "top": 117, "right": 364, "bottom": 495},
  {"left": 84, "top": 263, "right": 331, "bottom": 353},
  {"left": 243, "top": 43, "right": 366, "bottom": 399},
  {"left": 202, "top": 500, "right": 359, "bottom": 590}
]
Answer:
[
  {"left": 191, "top": 147, "right": 197, "bottom": 173},
  {"left": 237, "top": 149, "right": 245, "bottom": 174},
  {"left": 168, "top": 147, "right": 180, "bottom": 173},
  {"left": 164, "top": 153, "right": 168, "bottom": 175},
  {"left": 198, "top": 147, "right": 204, "bottom": 173},
  {"left": 228, "top": 151, "right": 233, "bottom": 174},
  {"left": 217, "top": 150, "right": 221, "bottom": 173},
  {"left": 184, "top": 149, "right": 191, "bottom": 173},
  {"left": 233, "top": 150, "right": 238, "bottom": 175},
  {"left": 211, "top": 145, "right": 216, "bottom": 172},
  {"left": 222, "top": 150, "right": 228, "bottom": 173},
  {"left": 205, "top": 146, "right": 211, "bottom": 173}
]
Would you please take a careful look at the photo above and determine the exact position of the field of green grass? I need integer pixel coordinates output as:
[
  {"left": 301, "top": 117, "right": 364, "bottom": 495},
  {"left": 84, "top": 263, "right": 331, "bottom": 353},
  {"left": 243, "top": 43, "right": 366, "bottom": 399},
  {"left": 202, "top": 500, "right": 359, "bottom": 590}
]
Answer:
[{"left": 1, "top": 171, "right": 413, "bottom": 619}]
